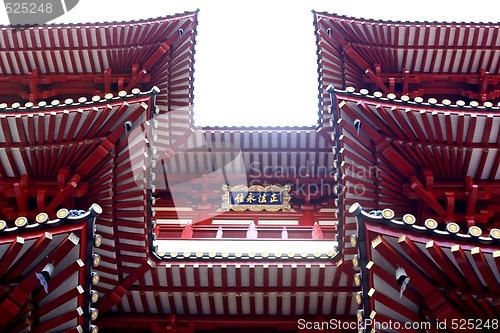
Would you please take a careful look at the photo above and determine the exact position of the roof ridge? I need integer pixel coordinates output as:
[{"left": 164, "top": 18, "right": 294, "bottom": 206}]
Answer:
[
  {"left": 314, "top": 11, "right": 500, "bottom": 26},
  {"left": 0, "top": 10, "right": 198, "bottom": 30}
]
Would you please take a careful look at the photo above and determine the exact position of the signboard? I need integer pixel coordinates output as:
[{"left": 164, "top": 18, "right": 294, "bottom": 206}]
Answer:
[{"left": 221, "top": 184, "right": 291, "bottom": 212}]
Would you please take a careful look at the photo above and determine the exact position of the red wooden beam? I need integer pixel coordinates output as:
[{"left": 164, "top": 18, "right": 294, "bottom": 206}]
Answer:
[
  {"left": 397, "top": 235, "right": 448, "bottom": 286},
  {"left": 425, "top": 241, "right": 467, "bottom": 289},
  {"left": 104, "top": 67, "right": 112, "bottom": 93},
  {"left": 494, "top": 251, "right": 500, "bottom": 277},
  {"left": 476, "top": 297, "right": 498, "bottom": 319},
  {"left": 97, "top": 259, "right": 155, "bottom": 314},
  {"left": 369, "top": 289, "right": 423, "bottom": 323},
  {"left": 74, "top": 140, "right": 114, "bottom": 178},
  {"left": 409, "top": 177, "right": 447, "bottom": 218},
  {"left": 32, "top": 285, "right": 84, "bottom": 318},
  {"left": 13, "top": 174, "right": 29, "bottom": 215},
  {"left": 3, "top": 232, "right": 53, "bottom": 283},
  {"left": 124, "top": 42, "right": 170, "bottom": 92},
  {"left": 450, "top": 245, "right": 484, "bottom": 292},
  {"left": 0, "top": 237, "right": 25, "bottom": 278},
  {"left": 365, "top": 69, "right": 390, "bottom": 93},
  {"left": 0, "top": 233, "right": 81, "bottom": 329},
  {"left": 371, "top": 236, "right": 467, "bottom": 324},
  {"left": 377, "top": 140, "right": 418, "bottom": 179},
  {"left": 0, "top": 178, "right": 88, "bottom": 196},
  {"left": 45, "top": 174, "right": 81, "bottom": 213},
  {"left": 470, "top": 247, "right": 500, "bottom": 294},
  {"left": 460, "top": 293, "right": 491, "bottom": 319},
  {"left": 32, "top": 307, "right": 83, "bottom": 333}
]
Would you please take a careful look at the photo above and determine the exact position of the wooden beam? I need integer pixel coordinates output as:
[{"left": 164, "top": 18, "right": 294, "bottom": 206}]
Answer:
[
  {"left": 450, "top": 245, "right": 484, "bottom": 292},
  {"left": 371, "top": 236, "right": 468, "bottom": 325},
  {"left": 3, "top": 232, "right": 53, "bottom": 283},
  {"left": 365, "top": 69, "right": 390, "bottom": 93},
  {"left": 398, "top": 235, "right": 448, "bottom": 286},
  {"left": 0, "top": 237, "right": 25, "bottom": 277},
  {"left": 98, "top": 314, "right": 357, "bottom": 331},
  {"left": 0, "top": 234, "right": 81, "bottom": 329},
  {"left": 74, "top": 140, "right": 114, "bottom": 179},
  {"left": 124, "top": 42, "right": 170, "bottom": 92},
  {"left": 410, "top": 176, "right": 447, "bottom": 218},
  {"left": 97, "top": 260, "right": 155, "bottom": 314},
  {"left": 470, "top": 247, "right": 500, "bottom": 294},
  {"left": 377, "top": 140, "right": 418, "bottom": 179},
  {"left": 45, "top": 174, "right": 81, "bottom": 214}
]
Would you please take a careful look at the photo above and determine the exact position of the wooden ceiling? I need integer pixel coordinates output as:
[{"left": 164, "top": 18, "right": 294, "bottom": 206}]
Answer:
[{"left": 315, "top": 11, "right": 500, "bottom": 105}]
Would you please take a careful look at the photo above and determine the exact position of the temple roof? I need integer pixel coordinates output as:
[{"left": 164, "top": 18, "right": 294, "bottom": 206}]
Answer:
[
  {"left": 329, "top": 87, "right": 500, "bottom": 239},
  {"left": 0, "top": 89, "right": 158, "bottom": 325},
  {"left": 0, "top": 204, "right": 101, "bottom": 333},
  {"left": 349, "top": 203, "right": 500, "bottom": 331},
  {"left": 314, "top": 11, "right": 500, "bottom": 106},
  {"left": 0, "top": 11, "right": 197, "bottom": 111},
  {"left": 2, "top": 8, "right": 499, "bottom": 332}
]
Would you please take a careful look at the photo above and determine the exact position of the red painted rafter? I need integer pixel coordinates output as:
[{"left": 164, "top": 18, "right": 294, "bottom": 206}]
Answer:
[
  {"left": 370, "top": 289, "right": 423, "bottom": 323},
  {"left": 450, "top": 245, "right": 485, "bottom": 292},
  {"left": 409, "top": 176, "right": 447, "bottom": 218},
  {"left": 398, "top": 235, "right": 449, "bottom": 286},
  {"left": 3, "top": 232, "right": 53, "bottom": 283},
  {"left": 0, "top": 233, "right": 81, "bottom": 329},
  {"left": 0, "top": 236, "right": 25, "bottom": 278},
  {"left": 470, "top": 247, "right": 500, "bottom": 294},
  {"left": 425, "top": 240, "right": 468, "bottom": 289},
  {"left": 97, "top": 260, "right": 155, "bottom": 314},
  {"left": 32, "top": 307, "right": 83, "bottom": 333},
  {"left": 371, "top": 236, "right": 469, "bottom": 325},
  {"left": 318, "top": 27, "right": 393, "bottom": 92},
  {"left": 364, "top": 259, "right": 422, "bottom": 308}
]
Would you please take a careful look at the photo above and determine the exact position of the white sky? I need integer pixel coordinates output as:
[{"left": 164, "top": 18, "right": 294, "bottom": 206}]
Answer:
[{"left": 0, "top": 0, "right": 498, "bottom": 126}]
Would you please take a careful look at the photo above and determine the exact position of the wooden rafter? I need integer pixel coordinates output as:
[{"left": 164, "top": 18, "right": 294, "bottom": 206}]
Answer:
[
  {"left": 0, "top": 233, "right": 81, "bottom": 329},
  {"left": 371, "top": 236, "right": 469, "bottom": 325},
  {"left": 97, "top": 260, "right": 155, "bottom": 314},
  {"left": 124, "top": 42, "right": 169, "bottom": 92}
]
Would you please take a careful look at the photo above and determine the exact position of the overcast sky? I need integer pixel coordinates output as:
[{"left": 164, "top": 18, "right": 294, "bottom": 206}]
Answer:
[{"left": 0, "top": 0, "right": 498, "bottom": 126}]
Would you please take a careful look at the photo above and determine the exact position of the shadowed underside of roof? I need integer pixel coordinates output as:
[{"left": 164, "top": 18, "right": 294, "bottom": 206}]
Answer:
[
  {"left": 314, "top": 11, "right": 500, "bottom": 111},
  {"left": 0, "top": 204, "right": 101, "bottom": 333},
  {"left": 350, "top": 203, "right": 500, "bottom": 332},
  {"left": 329, "top": 88, "right": 500, "bottom": 256},
  {"left": 0, "top": 11, "right": 198, "bottom": 114}
]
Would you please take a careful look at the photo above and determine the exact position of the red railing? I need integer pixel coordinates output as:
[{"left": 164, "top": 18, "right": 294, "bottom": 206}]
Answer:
[{"left": 155, "top": 224, "right": 337, "bottom": 240}]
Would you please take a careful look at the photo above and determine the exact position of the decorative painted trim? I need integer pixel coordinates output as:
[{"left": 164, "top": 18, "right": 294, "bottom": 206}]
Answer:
[
  {"left": 0, "top": 88, "right": 156, "bottom": 112},
  {"left": 335, "top": 86, "right": 500, "bottom": 110},
  {"left": 349, "top": 202, "right": 500, "bottom": 245}
]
